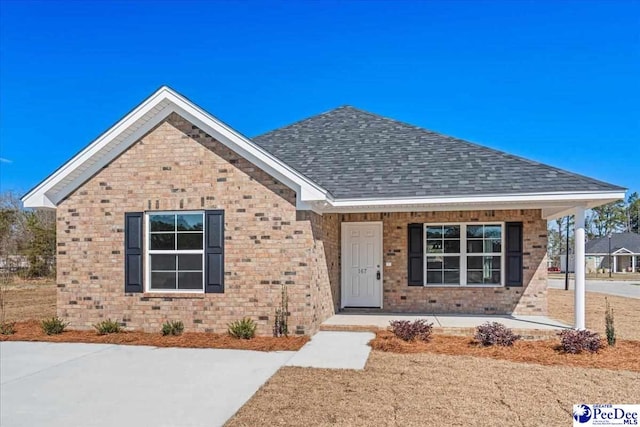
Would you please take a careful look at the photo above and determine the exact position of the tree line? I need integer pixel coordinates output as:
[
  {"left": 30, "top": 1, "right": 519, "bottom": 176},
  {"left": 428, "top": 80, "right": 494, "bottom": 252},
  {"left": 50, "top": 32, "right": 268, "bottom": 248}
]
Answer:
[
  {"left": 0, "top": 191, "right": 56, "bottom": 277},
  {"left": 548, "top": 192, "right": 640, "bottom": 267}
]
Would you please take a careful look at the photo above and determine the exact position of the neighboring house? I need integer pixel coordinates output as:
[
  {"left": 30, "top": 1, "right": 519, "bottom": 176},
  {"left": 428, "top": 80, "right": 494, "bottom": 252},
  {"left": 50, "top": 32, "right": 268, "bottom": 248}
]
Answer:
[
  {"left": 22, "top": 87, "right": 626, "bottom": 334},
  {"left": 585, "top": 233, "right": 640, "bottom": 273},
  {"left": 560, "top": 233, "right": 640, "bottom": 273},
  {"left": 0, "top": 255, "right": 30, "bottom": 271}
]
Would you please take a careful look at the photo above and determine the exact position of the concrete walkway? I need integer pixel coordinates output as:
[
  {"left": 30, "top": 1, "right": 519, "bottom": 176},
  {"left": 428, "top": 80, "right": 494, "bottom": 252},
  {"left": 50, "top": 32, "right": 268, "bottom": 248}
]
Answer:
[
  {"left": 1, "top": 341, "right": 294, "bottom": 427},
  {"left": 548, "top": 278, "right": 640, "bottom": 299},
  {"left": 286, "top": 331, "right": 375, "bottom": 370},
  {"left": 322, "top": 313, "right": 569, "bottom": 330}
]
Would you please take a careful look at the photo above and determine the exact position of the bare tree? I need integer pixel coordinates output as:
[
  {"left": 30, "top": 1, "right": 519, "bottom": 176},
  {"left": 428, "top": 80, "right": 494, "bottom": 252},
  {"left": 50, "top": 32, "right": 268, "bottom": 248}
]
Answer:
[
  {"left": 0, "top": 191, "right": 27, "bottom": 256},
  {"left": 0, "top": 191, "right": 56, "bottom": 277}
]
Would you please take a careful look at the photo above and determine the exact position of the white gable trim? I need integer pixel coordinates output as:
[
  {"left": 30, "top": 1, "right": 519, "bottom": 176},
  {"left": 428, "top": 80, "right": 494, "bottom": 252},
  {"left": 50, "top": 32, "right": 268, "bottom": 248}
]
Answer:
[
  {"left": 22, "top": 87, "right": 625, "bottom": 216},
  {"left": 21, "top": 86, "right": 329, "bottom": 209},
  {"left": 612, "top": 248, "right": 634, "bottom": 255}
]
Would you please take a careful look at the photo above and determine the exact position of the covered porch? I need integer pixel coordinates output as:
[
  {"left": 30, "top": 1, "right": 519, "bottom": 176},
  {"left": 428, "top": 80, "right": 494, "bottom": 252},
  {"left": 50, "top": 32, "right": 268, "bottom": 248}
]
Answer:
[
  {"left": 602, "top": 250, "right": 639, "bottom": 273},
  {"left": 320, "top": 200, "right": 623, "bottom": 331}
]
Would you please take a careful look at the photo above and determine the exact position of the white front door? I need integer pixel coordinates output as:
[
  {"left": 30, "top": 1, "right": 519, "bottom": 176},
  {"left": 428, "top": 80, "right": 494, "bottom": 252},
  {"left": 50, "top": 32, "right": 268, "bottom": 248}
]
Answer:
[{"left": 342, "top": 222, "right": 383, "bottom": 308}]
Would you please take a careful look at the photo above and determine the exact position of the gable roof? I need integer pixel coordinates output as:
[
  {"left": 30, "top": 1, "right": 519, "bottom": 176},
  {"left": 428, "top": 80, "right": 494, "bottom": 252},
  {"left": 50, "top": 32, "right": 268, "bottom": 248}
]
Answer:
[
  {"left": 21, "top": 86, "right": 328, "bottom": 209},
  {"left": 585, "top": 233, "right": 640, "bottom": 254},
  {"left": 254, "top": 106, "right": 623, "bottom": 200},
  {"left": 22, "top": 87, "right": 625, "bottom": 217}
]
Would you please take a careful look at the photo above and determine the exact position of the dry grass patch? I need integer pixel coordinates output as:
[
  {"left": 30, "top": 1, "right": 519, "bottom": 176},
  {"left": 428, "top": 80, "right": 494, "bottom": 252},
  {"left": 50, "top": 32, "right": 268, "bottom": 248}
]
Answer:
[
  {"left": 548, "top": 289, "right": 640, "bottom": 340},
  {"left": 370, "top": 331, "right": 639, "bottom": 372},
  {"left": 227, "top": 351, "right": 640, "bottom": 427},
  {"left": 1, "top": 279, "right": 56, "bottom": 322},
  {"left": 0, "top": 320, "right": 308, "bottom": 351}
]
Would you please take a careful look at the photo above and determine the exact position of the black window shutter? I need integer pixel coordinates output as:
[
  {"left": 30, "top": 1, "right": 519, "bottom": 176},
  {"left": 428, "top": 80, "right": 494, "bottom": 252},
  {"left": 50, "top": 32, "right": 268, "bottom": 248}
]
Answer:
[
  {"left": 505, "top": 222, "right": 524, "bottom": 286},
  {"left": 205, "top": 210, "right": 224, "bottom": 293},
  {"left": 408, "top": 223, "right": 424, "bottom": 286},
  {"left": 124, "top": 212, "right": 143, "bottom": 293}
]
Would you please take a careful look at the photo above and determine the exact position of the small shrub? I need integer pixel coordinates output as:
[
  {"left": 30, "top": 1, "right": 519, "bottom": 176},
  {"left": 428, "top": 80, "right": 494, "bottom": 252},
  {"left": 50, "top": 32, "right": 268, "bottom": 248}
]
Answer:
[
  {"left": 605, "top": 298, "right": 616, "bottom": 347},
  {"left": 41, "top": 317, "right": 68, "bottom": 335},
  {"left": 0, "top": 321, "right": 16, "bottom": 335},
  {"left": 94, "top": 319, "right": 122, "bottom": 335},
  {"left": 161, "top": 320, "right": 184, "bottom": 336},
  {"left": 474, "top": 322, "right": 521, "bottom": 347},
  {"left": 273, "top": 284, "right": 289, "bottom": 337},
  {"left": 389, "top": 319, "right": 433, "bottom": 342},
  {"left": 558, "top": 329, "right": 603, "bottom": 354},
  {"left": 228, "top": 317, "right": 257, "bottom": 339}
]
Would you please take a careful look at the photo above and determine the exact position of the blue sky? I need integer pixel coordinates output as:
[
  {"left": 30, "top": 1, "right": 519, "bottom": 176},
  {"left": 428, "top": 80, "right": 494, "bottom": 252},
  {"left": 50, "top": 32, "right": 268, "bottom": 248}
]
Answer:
[{"left": 1, "top": 0, "right": 638, "bottom": 197}]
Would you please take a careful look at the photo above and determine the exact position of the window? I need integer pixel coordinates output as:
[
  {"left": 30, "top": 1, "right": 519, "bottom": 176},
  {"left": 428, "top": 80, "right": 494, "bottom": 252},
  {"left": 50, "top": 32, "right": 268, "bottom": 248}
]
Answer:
[
  {"left": 424, "top": 223, "right": 503, "bottom": 286},
  {"left": 147, "top": 212, "right": 204, "bottom": 291},
  {"left": 425, "top": 225, "right": 460, "bottom": 285},
  {"left": 466, "top": 224, "right": 502, "bottom": 285}
]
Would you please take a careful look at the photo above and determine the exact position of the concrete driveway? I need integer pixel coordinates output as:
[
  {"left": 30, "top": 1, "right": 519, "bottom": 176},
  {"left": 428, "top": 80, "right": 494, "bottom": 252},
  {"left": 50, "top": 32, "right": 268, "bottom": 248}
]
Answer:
[
  {"left": 0, "top": 342, "right": 294, "bottom": 427},
  {"left": 548, "top": 278, "right": 640, "bottom": 299}
]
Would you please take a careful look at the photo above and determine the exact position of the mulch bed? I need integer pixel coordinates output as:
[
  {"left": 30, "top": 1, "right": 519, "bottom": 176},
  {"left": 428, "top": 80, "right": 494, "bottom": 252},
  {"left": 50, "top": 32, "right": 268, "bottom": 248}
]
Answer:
[
  {"left": 0, "top": 320, "right": 309, "bottom": 352},
  {"left": 370, "top": 330, "right": 640, "bottom": 372}
]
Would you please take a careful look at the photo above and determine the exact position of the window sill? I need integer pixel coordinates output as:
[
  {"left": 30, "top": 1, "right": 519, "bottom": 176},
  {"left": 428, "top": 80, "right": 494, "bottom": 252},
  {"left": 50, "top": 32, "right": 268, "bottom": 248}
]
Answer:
[
  {"left": 422, "top": 284, "right": 504, "bottom": 288},
  {"left": 140, "top": 292, "right": 206, "bottom": 299}
]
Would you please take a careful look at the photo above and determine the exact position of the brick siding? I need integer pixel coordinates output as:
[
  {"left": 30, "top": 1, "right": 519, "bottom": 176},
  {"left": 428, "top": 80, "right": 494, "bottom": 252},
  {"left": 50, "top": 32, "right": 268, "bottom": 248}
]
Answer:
[
  {"left": 56, "top": 113, "right": 335, "bottom": 335},
  {"left": 322, "top": 210, "right": 548, "bottom": 315},
  {"left": 56, "top": 112, "right": 547, "bottom": 336}
]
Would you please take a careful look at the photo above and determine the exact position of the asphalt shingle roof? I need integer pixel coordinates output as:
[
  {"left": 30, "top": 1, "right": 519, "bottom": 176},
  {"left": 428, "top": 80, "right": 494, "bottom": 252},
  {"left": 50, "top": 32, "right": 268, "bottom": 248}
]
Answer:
[
  {"left": 253, "top": 106, "right": 623, "bottom": 199},
  {"left": 585, "top": 233, "right": 640, "bottom": 254}
]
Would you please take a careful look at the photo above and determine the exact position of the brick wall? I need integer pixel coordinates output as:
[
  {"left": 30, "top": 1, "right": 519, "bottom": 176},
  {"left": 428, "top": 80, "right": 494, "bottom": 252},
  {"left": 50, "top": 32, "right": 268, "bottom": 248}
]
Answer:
[
  {"left": 323, "top": 210, "right": 548, "bottom": 315},
  {"left": 55, "top": 112, "right": 547, "bottom": 334},
  {"left": 320, "top": 213, "right": 341, "bottom": 311},
  {"left": 56, "top": 113, "right": 335, "bottom": 335}
]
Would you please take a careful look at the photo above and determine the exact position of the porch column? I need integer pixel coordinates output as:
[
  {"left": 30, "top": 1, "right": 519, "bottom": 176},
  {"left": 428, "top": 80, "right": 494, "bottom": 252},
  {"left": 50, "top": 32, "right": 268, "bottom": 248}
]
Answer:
[
  {"left": 574, "top": 207, "right": 586, "bottom": 330},
  {"left": 633, "top": 255, "right": 637, "bottom": 273},
  {"left": 613, "top": 255, "right": 617, "bottom": 273}
]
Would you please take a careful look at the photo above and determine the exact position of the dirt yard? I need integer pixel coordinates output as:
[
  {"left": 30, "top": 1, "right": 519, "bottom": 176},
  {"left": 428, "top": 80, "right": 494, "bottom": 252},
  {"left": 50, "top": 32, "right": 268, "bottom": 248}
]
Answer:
[
  {"left": 4, "top": 278, "right": 640, "bottom": 426},
  {"left": 228, "top": 289, "right": 640, "bottom": 427},
  {"left": 1, "top": 278, "right": 56, "bottom": 321},
  {"left": 548, "top": 288, "right": 640, "bottom": 340},
  {"left": 226, "top": 350, "right": 640, "bottom": 427}
]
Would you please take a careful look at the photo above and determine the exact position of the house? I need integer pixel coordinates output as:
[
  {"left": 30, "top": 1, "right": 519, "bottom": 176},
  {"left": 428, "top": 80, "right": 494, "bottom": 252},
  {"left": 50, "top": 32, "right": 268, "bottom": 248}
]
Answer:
[
  {"left": 21, "top": 87, "right": 626, "bottom": 334},
  {"left": 585, "top": 233, "right": 640, "bottom": 273},
  {"left": 560, "top": 233, "right": 640, "bottom": 273}
]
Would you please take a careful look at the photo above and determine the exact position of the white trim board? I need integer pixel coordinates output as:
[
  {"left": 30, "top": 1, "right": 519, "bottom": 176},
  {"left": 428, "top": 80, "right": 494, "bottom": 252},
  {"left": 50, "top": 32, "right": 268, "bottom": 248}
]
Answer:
[
  {"left": 21, "top": 86, "right": 329, "bottom": 210},
  {"left": 612, "top": 248, "right": 635, "bottom": 255},
  {"left": 21, "top": 86, "right": 626, "bottom": 216}
]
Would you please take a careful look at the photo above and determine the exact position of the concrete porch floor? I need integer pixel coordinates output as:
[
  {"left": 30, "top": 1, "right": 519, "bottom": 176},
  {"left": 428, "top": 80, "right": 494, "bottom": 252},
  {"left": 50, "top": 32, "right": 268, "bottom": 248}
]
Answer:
[{"left": 321, "top": 313, "right": 571, "bottom": 337}]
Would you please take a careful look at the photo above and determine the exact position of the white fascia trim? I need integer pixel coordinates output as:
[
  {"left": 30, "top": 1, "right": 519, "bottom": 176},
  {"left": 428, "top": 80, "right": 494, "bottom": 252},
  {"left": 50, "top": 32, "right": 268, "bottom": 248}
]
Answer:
[
  {"left": 22, "top": 89, "right": 172, "bottom": 208},
  {"left": 589, "top": 252, "right": 639, "bottom": 256},
  {"left": 314, "top": 190, "right": 625, "bottom": 215},
  {"left": 22, "top": 86, "right": 329, "bottom": 209},
  {"left": 164, "top": 90, "right": 328, "bottom": 202},
  {"left": 326, "top": 191, "right": 626, "bottom": 207}
]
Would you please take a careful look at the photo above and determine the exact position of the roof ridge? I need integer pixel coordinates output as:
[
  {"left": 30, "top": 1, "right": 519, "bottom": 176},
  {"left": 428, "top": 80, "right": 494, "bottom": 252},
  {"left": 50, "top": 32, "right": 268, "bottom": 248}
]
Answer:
[{"left": 253, "top": 105, "right": 353, "bottom": 139}]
